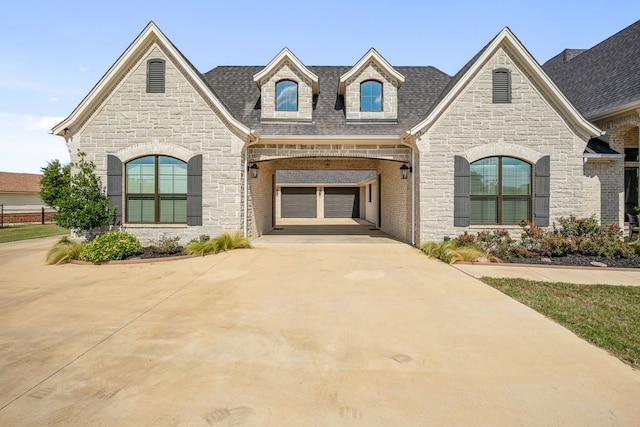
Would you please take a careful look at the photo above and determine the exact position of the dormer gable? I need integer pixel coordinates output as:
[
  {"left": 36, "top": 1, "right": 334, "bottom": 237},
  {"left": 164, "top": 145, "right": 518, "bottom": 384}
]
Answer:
[
  {"left": 253, "top": 48, "right": 318, "bottom": 122},
  {"left": 339, "top": 48, "right": 405, "bottom": 122}
]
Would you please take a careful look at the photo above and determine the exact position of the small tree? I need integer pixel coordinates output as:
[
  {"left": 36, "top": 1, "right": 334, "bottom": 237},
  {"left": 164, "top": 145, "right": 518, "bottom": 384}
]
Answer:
[{"left": 40, "top": 152, "right": 115, "bottom": 233}]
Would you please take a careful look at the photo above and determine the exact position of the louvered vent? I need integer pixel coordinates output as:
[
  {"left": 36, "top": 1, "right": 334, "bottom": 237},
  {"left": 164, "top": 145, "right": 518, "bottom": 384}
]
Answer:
[
  {"left": 147, "top": 59, "right": 165, "bottom": 93},
  {"left": 492, "top": 69, "right": 510, "bottom": 103}
]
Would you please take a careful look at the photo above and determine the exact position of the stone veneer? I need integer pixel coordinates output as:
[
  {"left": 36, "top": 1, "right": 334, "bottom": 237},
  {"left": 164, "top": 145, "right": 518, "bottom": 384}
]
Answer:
[
  {"left": 344, "top": 62, "right": 399, "bottom": 121},
  {"left": 416, "top": 46, "right": 591, "bottom": 242},
  {"left": 65, "top": 43, "right": 246, "bottom": 244}
]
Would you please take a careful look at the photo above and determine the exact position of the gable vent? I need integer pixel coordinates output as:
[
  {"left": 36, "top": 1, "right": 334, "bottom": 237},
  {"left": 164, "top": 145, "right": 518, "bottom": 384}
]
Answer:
[
  {"left": 492, "top": 69, "right": 511, "bottom": 103},
  {"left": 147, "top": 59, "right": 165, "bottom": 93}
]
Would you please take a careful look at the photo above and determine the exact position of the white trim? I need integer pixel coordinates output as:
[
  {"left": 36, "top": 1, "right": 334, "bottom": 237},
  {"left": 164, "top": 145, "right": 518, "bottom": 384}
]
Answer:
[
  {"left": 339, "top": 48, "right": 405, "bottom": 94},
  {"left": 51, "top": 22, "right": 251, "bottom": 137},
  {"left": 408, "top": 27, "right": 601, "bottom": 139},
  {"left": 252, "top": 48, "right": 319, "bottom": 94}
]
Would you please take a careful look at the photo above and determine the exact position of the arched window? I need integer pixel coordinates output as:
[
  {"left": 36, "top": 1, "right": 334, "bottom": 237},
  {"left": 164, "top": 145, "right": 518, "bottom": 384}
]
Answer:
[
  {"left": 276, "top": 80, "right": 298, "bottom": 111},
  {"left": 470, "top": 156, "right": 531, "bottom": 224},
  {"left": 360, "top": 80, "right": 382, "bottom": 111},
  {"left": 147, "top": 59, "right": 165, "bottom": 93},
  {"left": 126, "top": 156, "right": 187, "bottom": 223}
]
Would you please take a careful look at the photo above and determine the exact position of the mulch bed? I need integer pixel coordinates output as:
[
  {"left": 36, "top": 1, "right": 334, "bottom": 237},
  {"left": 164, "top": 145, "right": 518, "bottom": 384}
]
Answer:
[
  {"left": 502, "top": 254, "right": 640, "bottom": 269},
  {"left": 131, "top": 246, "right": 186, "bottom": 259}
]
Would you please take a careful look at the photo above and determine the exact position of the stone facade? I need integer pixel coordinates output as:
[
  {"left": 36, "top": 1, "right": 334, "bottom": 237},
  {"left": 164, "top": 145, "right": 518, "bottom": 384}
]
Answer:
[
  {"left": 344, "top": 62, "right": 399, "bottom": 121},
  {"left": 66, "top": 44, "right": 246, "bottom": 244},
  {"left": 416, "top": 47, "right": 590, "bottom": 241},
  {"left": 54, "top": 23, "right": 627, "bottom": 248}
]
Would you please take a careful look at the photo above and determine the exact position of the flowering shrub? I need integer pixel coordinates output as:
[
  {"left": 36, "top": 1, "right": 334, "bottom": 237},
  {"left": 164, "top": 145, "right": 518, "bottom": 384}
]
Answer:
[
  {"left": 476, "top": 229, "right": 516, "bottom": 260},
  {"left": 79, "top": 231, "right": 142, "bottom": 263}
]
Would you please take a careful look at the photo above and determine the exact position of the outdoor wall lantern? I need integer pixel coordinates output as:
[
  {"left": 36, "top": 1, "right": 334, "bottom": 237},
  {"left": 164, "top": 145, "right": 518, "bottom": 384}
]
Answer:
[
  {"left": 400, "top": 163, "right": 411, "bottom": 180},
  {"left": 249, "top": 162, "right": 259, "bottom": 179}
]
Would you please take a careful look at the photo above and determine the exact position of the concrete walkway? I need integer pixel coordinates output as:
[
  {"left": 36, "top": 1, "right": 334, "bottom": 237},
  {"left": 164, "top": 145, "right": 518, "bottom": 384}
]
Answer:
[
  {"left": 0, "top": 237, "right": 639, "bottom": 426},
  {"left": 454, "top": 262, "right": 640, "bottom": 286}
]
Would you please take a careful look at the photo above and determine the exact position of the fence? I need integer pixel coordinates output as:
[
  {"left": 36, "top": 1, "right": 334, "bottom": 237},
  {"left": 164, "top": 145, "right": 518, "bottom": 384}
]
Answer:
[{"left": 0, "top": 204, "right": 55, "bottom": 228}]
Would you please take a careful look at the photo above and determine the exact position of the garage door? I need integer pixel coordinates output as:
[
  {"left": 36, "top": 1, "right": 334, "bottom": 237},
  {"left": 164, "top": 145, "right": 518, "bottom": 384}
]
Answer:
[
  {"left": 324, "top": 187, "right": 360, "bottom": 218},
  {"left": 281, "top": 187, "right": 317, "bottom": 218}
]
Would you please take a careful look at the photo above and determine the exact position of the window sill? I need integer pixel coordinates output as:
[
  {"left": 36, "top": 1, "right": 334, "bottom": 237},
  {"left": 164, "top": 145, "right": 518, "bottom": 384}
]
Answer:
[
  {"left": 467, "top": 224, "right": 522, "bottom": 229},
  {"left": 124, "top": 223, "right": 187, "bottom": 228}
]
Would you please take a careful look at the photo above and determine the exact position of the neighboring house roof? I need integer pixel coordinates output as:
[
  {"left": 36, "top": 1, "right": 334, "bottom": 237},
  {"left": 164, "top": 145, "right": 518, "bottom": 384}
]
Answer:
[
  {"left": 203, "top": 65, "right": 451, "bottom": 137},
  {"left": 409, "top": 27, "right": 601, "bottom": 139},
  {"left": 0, "top": 172, "right": 42, "bottom": 193},
  {"left": 543, "top": 20, "right": 640, "bottom": 120},
  {"left": 276, "top": 170, "right": 376, "bottom": 185}
]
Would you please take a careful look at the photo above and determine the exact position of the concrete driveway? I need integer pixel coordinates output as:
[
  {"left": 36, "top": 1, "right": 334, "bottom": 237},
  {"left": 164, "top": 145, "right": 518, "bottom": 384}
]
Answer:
[{"left": 1, "top": 237, "right": 639, "bottom": 426}]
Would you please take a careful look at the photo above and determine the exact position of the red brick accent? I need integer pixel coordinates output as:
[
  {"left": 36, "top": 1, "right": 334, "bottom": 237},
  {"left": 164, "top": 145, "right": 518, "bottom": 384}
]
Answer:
[{"left": 1, "top": 211, "right": 55, "bottom": 224}]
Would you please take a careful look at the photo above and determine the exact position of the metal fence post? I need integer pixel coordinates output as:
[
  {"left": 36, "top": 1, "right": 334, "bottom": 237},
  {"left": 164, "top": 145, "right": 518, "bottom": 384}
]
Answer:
[
  {"left": 41, "top": 207, "right": 45, "bottom": 225},
  {"left": 1, "top": 204, "right": 3, "bottom": 229}
]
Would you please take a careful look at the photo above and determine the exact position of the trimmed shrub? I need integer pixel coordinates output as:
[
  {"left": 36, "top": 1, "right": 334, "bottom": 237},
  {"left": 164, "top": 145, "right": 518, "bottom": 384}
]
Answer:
[
  {"left": 46, "top": 236, "right": 83, "bottom": 265},
  {"left": 79, "top": 231, "right": 142, "bottom": 263}
]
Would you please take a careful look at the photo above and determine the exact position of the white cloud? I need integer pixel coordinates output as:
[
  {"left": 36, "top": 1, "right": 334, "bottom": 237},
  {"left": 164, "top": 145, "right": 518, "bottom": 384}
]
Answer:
[
  {"left": 79, "top": 66, "right": 90, "bottom": 72},
  {"left": 49, "top": 97, "right": 59, "bottom": 103}
]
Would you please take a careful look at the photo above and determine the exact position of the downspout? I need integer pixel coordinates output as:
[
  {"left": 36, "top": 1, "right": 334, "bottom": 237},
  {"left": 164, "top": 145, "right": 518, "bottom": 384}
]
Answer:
[
  {"left": 243, "top": 130, "right": 259, "bottom": 237},
  {"left": 401, "top": 132, "right": 416, "bottom": 246}
]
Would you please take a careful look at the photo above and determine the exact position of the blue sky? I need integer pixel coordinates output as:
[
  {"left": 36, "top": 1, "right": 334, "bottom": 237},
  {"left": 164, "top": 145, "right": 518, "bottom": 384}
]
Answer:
[{"left": 1, "top": 0, "right": 638, "bottom": 173}]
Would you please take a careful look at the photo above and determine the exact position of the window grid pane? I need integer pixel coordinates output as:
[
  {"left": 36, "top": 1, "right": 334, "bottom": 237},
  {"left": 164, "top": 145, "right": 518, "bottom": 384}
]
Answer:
[
  {"left": 276, "top": 80, "right": 297, "bottom": 111},
  {"left": 126, "top": 156, "right": 188, "bottom": 223},
  {"left": 361, "top": 81, "right": 382, "bottom": 112},
  {"left": 470, "top": 196, "right": 498, "bottom": 224},
  {"left": 502, "top": 197, "right": 530, "bottom": 224},
  {"left": 469, "top": 156, "right": 531, "bottom": 225}
]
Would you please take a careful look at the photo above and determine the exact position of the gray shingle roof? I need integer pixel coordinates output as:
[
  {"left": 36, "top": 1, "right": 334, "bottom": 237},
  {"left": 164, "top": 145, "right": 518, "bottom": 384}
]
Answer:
[
  {"left": 276, "top": 170, "right": 376, "bottom": 185},
  {"left": 543, "top": 20, "right": 640, "bottom": 119},
  {"left": 203, "top": 66, "right": 451, "bottom": 136},
  {"left": 584, "top": 138, "right": 620, "bottom": 155}
]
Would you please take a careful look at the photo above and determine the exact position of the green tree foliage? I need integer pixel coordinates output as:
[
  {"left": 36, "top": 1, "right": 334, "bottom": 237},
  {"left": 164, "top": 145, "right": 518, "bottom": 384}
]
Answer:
[{"left": 40, "top": 152, "right": 115, "bottom": 233}]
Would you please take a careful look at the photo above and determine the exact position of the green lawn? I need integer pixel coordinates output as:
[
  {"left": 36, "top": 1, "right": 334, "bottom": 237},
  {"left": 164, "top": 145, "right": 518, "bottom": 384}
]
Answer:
[
  {"left": 0, "top": 224, "right": 69, "bottom": 244},
  {"left": 482, "top": 277, "right": 640, "bottom": 368}
]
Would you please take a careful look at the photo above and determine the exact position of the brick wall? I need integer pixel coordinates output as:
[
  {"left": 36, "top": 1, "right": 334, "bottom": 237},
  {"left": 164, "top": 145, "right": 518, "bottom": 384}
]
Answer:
[{"left": 1, "top": 211, "right": 55, "bottom": 224}]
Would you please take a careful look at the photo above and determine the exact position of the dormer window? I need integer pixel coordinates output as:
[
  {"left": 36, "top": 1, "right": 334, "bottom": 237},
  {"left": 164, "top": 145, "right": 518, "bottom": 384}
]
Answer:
[
  {"left": 147, "top": 59, "right": 165, "bottom": 93},
  {"left": 360, "top": 80, "right": 382, "bottom": 112},
  {"left": 492, "top": 69, "right": 511, "bottom": 103},
  {"left": 276, "top": 80, "right": 298, "bottom": 111}
]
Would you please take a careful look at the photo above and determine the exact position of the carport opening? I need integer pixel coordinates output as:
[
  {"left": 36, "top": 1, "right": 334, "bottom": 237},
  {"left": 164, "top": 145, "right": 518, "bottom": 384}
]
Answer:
[{"left": 275, "top": 169, "right": 380, "bottom": 233}]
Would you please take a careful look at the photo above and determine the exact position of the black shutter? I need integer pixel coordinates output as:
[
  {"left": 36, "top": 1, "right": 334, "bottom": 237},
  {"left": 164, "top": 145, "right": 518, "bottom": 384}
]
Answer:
[
  {"left": 454, "top": 156, "right": 470, "bottom": 227},
  {"left": 492, "top": 70, "right": 511, "bottom": 103},
  {"left": 187, "top": 155, "right": 203, "bottom": 226},
  {"left": 147, "top": 59, "right": 165, "bottom": 93},
  {"left": 107, "top": 155, "right": 122, "bottom": 225},
  {"left": 534, "top": 156, "right": 550, "bottom": 227}
]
